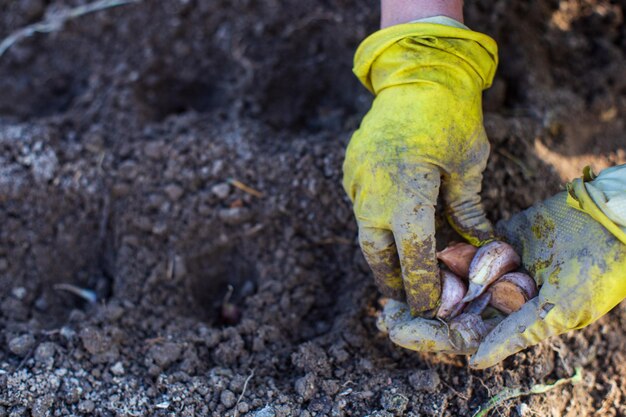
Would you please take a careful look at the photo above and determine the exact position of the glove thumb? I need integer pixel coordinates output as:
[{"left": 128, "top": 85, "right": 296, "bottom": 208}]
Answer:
[{"left": 469, "top": 296, "right": 565, "bottom": 369}]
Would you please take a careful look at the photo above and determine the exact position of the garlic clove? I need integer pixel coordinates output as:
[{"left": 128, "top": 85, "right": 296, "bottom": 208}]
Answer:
[
  {"left": 449, "top": 313, "right": 489, "bottom": 353},
  {"left": 436, "top": 270, "right": 467, "bottom": 320},
  {"left": 447, "top": 301, "right": 467, "bottom": 321},
  {"left": 501, "top": 272, "right": 538, "bottom": 299},
  {"left": 462, "top": 241, "right": 520, "bottom": 303},
  {"left": 463, "top": 282, "right": 485, "bottom": 304},
  {"left": 489, "top": 272, "right": 538, "bottom": 314},
  {"left": 436, "top": 242, "right": 477, "bottom": 278},
  {"left": 463, "top": 292, "right": 492, "bottom": 315}
]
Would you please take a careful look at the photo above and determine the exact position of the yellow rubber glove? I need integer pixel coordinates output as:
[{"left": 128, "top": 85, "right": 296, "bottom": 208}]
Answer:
[
  {"left": 343, "top": 23, "right": 498, "bottom": 315},
  {"left": 470, "top": 166, "right": 626, "bottom": 369},
  {"left": 377, "top": 299, "right": 477, "bottom": 355}
]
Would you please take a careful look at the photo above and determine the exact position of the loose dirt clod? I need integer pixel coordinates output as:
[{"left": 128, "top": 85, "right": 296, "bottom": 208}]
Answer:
[{"left": 8, "top": 334, "right": 35, "bottom": 357}]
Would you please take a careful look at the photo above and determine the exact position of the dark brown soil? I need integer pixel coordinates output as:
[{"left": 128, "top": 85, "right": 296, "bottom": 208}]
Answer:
[{"left": 0, "top": 1, "right": 625, "bottom": 416}]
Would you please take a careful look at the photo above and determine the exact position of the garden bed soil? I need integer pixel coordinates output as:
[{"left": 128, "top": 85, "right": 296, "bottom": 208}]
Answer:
[{"left": 1, "top": 1, "right": 625, "bottom": 416}]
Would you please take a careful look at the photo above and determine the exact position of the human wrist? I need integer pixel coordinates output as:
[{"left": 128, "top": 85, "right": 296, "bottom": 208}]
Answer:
[
  {"left": 411, "top": 15, "right": 468, "bottom": 30},
  {"left": 381, "top": 0, "right": 464, "bottom": 28}
]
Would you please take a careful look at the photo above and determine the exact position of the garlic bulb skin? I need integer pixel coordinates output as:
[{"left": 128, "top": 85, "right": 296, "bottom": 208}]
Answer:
[
  {"left": 462, "top": 241, "right": 521, "bottom": 303},
  {"left": 436, "top": 242, "right": 477, "bottom": 278}
]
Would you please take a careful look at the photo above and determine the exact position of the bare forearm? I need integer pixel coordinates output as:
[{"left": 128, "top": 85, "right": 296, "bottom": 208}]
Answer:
[{"left": 380, "top": 0, "right": 464, "bottom": 28}]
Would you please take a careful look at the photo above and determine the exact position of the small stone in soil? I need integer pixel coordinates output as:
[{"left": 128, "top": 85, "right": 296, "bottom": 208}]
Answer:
[
  {"left": 60, "top": 326, "right": 76, "bottom": 341},
  {"left": 164, "top": 184, "right": 184, "bottom": 201},
  {"left": 148, "top": 342, "right": 182, "bottom": 369},
  {"left": 8, "top": 334, "right": 35, "bottom": 357},
  {"left": 111, "top": 361, "right": 125, "bottom": 375},
  {"left": 34, "top": 342, "right": 56, "bottom": 363},
  {"left": 79, "top": 327, "right": 110, "bottom": 355},
  {"left": 211, "top": 182, "right": 231, "bottom": 199},
  {"left": 11, "top": 287, "right": 26, "bottom": 299}
]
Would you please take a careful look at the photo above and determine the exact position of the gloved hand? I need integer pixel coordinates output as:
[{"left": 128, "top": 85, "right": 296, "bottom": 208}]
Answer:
[
  {"left": 343, "top": 23, "right": 498, "bottom": 315},
  {"left": 470, "top": 166, "right": 626, "bottom": 368},
  {"left": 375, "top": 165, "right": 626, "bottom": 365},
  {"left": 377, "top": 299, "right": 476, "bottom": 355}
]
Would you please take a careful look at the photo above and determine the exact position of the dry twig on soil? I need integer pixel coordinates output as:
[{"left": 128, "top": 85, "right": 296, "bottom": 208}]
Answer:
[
  {"left": 0, "top": 0, "right": 141, "bottom": 58},
  {"left": 233, "top": 369, "right": 255, "bottom": 417},
  {"left": 228, "top": 178, "right": 264, "bottom": 198}
]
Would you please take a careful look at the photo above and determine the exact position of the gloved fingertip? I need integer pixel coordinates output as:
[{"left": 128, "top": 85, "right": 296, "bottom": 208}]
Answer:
[
  {"left": 468, "top": 350, "right": 497, "bottom": 370},
  {"left": 388, "top": 319, "right": 457, "bottom": 353},
  {"left": 470, "top": 298, "right": 549, "bottom": 369},
  {"left": 376, "top": 314, "right": 389, "bottom": 334},
  {"left": 378, "top": 299, "right": 412, "bottom": 334}
]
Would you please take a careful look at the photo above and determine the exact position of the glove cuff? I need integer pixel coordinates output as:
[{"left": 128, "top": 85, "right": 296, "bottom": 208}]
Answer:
[
  {"left": 353, "top": 23, "right": 498, "bottom": 95},
  {"left": 566, "top": 165, "right": 626, "bottom": 245}
]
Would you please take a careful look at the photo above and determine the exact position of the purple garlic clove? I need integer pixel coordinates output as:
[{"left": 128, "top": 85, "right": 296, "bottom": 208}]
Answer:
[
  {"left": 436, "top": 242, "right": 477, "bottom": 278},
  {"left": 463, "top": 292, "right": 492, "bottom": 315},
  {"left": 436, "top": 270, "right": 467, "bottom": 320},
  {"left": 462, "top": 241, "right": 520, "bottom": 303}
]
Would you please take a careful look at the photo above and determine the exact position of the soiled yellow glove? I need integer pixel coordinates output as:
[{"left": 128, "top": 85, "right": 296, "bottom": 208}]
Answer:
[
  {"left": 377, "top": 299, "right": 476, "bottom": 355},
  {"left": 343, "top": 23, "right": 498, "bottom": 315},
  {"left": 470, "top": 166, "right": 626, "bottom": 369}
]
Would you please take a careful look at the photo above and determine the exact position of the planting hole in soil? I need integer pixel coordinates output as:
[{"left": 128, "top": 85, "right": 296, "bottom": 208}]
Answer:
[{"left": 184, "top": 244, "right": 257, "bottom": 325}]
